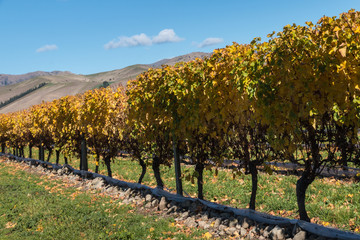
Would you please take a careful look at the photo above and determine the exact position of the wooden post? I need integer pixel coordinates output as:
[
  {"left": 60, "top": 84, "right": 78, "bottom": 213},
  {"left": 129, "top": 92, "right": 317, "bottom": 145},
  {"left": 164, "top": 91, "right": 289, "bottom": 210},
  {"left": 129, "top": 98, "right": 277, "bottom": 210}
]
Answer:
[
  {"left": 40, "top": 146, "right": 45, "bottom": 161},
  {"left": 172, "top": 108, "right": 183, "bottom": 196},
  {"left": 80, "top": 136, "right": 88, "bottom": 171},
  {"left": 173, "top": 138, "right": 183, "bottom": 196}
]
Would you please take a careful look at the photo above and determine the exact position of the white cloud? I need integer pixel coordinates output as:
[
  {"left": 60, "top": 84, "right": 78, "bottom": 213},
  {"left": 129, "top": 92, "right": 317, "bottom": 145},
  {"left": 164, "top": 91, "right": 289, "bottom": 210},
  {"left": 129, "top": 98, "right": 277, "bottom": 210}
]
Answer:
[
  {"left": 152, "top": 29, "right": 184, "bottom": 44},
  {"left": 197, "top": 37, "right": 224, "bottom": 48},
  {"left": 104, "top": 29, "right": 184, "bottom": 49},
  {"left": 104, "top": 33, "right": 152, "bottom": 49},
  {"left": 36, "top": 44, "right": 58, "bottom": 53}
]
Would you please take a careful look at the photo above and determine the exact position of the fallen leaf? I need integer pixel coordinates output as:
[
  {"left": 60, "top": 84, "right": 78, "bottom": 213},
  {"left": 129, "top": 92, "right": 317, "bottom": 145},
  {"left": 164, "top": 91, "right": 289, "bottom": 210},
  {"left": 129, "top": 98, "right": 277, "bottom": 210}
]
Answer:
[
  {"left": 203, "top": 232, "right": 212, "bottom": 239},
  {"left": 5, "top": 222, "right": 17, "bottom": 229}
]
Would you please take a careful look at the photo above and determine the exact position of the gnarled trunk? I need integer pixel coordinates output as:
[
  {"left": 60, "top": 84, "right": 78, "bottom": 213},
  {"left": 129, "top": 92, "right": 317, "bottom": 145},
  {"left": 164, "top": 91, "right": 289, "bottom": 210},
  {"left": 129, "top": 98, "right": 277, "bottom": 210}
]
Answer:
[
  {"left": 195, "top": 162, "right": 205, "bottom": 200},
  {"left": 47, "top": 148, "right": 53, "bottom": 162},
  {"left": 95, "top": 153, "right": 100, "bottom": 174},
  {"left": 20, "top": 147, "right": 25, "bottom": 158},
  {"left": 55, "top": 150, "right": 60, "bottom": 165},
  {"left": 249, "top": 161, "right": 258, "bottom": 210},
  {"left": 296, "top": 121, "right": 319, "bottom": 221},
  {"left": 152, "top": 156, "right": 164, "bottom": 189},
  {"left": 138, "top": 157, "right": 147, "bottom": 184},
  {"left": 39, "top": 146, "right": 44, "bottom": 161},
  {"left": 296, "top": 171, "right": 314, "bottom": 222},
  {"left": 104, "top": 156, "right": 112, "bottom": 178}
]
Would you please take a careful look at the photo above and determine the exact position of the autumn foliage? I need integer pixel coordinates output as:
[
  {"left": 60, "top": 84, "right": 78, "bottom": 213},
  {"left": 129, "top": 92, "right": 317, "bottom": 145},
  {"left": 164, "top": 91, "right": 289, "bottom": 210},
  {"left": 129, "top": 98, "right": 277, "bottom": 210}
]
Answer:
[{"left": 1, "top": 10, "right": 360, "bottom": 223}]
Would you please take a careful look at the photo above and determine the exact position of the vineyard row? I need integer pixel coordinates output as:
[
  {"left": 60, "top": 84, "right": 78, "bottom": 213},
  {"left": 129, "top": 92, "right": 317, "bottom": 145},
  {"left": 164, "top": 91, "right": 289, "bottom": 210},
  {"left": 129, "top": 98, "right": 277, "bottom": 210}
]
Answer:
[{"left": 1, "top": 9, "right": 360, "bottom": 224}]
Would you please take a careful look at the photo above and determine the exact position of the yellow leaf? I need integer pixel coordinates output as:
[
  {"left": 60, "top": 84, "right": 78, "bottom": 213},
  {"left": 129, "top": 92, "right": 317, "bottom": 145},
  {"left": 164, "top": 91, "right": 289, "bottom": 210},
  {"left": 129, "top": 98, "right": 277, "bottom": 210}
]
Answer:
[
  {"left": 149, "top": 227, "right": 154, "bottom": 232},
  {"left": 322, "top": 221, "right": 330, "bottom": 227},
  {"left": 36, "top": 224, "right": 44, "bottom": 232},
  {"left": 355, "top": 26, "right": 360, "bottom": 34},
  {"left": 203, "top": 232, "right": 212, "bottom": 239},
  {"left": 338, "top": 46, "right": 346, "bottom": 57},
  {"left": 334, "top": 26, "right": 341, "bottom": 32}
]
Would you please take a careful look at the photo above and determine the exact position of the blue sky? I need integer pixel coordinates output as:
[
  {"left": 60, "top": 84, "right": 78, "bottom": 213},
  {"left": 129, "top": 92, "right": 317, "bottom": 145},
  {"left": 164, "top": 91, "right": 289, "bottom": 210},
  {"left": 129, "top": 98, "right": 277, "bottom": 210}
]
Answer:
[{"left": 1, "top": 0, "right": 360, "bottom": 75}]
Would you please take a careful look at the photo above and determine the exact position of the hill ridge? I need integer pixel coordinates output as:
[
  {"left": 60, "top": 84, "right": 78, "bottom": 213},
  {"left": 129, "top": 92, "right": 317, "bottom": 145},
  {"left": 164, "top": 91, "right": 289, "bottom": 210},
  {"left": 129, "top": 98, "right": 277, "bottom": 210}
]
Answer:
[
  {"left": 0, "top": 52, "right": 210, "bottom": 113},
  {"left": 0, "top": 71, "right": 73, "bottom": 87}
]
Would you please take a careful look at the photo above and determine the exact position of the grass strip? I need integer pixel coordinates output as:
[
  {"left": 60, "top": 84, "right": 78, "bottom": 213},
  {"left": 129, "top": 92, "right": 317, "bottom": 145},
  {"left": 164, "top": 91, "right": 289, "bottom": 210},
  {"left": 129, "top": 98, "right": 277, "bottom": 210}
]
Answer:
[
  {"left": 14, "top": 147, "right": 360, "bottom": 233},
  {"left": 0, "top": 159, "right": 206, "bottom": 240}
]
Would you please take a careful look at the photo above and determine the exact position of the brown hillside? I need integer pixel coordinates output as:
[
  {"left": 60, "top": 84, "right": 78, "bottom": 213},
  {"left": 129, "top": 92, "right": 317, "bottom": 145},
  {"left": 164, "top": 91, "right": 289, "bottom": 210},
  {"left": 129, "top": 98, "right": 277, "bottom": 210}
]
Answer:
[{"left": 0, "top": 52, "right": 210, "bottom": 113}]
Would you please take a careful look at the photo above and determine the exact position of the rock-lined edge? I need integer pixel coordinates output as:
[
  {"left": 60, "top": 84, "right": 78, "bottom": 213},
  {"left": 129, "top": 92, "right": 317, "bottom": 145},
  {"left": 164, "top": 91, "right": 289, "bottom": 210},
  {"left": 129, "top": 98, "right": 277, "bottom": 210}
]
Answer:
[{"left": 1, "top": 153, "right": 359, "bottom": 240}]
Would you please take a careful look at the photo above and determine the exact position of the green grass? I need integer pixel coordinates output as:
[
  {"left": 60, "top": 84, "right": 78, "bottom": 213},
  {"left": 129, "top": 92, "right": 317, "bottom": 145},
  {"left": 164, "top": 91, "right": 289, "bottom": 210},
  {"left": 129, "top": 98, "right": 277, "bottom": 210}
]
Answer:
[
  {"left": 0, "top": 159, "right": 206, "bottom": 240},
  {"left": 107, "top": 158, "right": 360, "bottom": 232},
  {"left": 12, "top": 147, "right": 360, "bottom": 233}
]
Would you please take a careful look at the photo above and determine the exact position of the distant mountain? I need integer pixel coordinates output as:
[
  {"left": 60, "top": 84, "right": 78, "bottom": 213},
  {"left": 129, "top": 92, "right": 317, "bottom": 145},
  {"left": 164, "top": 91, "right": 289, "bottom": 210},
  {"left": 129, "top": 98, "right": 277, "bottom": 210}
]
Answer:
[
  {"left": 0, "top": 71, "right": 72, "bottom": 86},
  {"left": 149, "top": 52, "right": 212, "bottom": 68},
  {"left": 85, "top": 64, "right": 151, "bottom": 86},
  {"left": 0, "top": 52, "right": 211, "bottom": 113},
  {"left": 85, "top": 52, "right": 212, "bottom": 86},
  {"left": 0, "top": 52, "right": 211, "bottom": 87}
]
